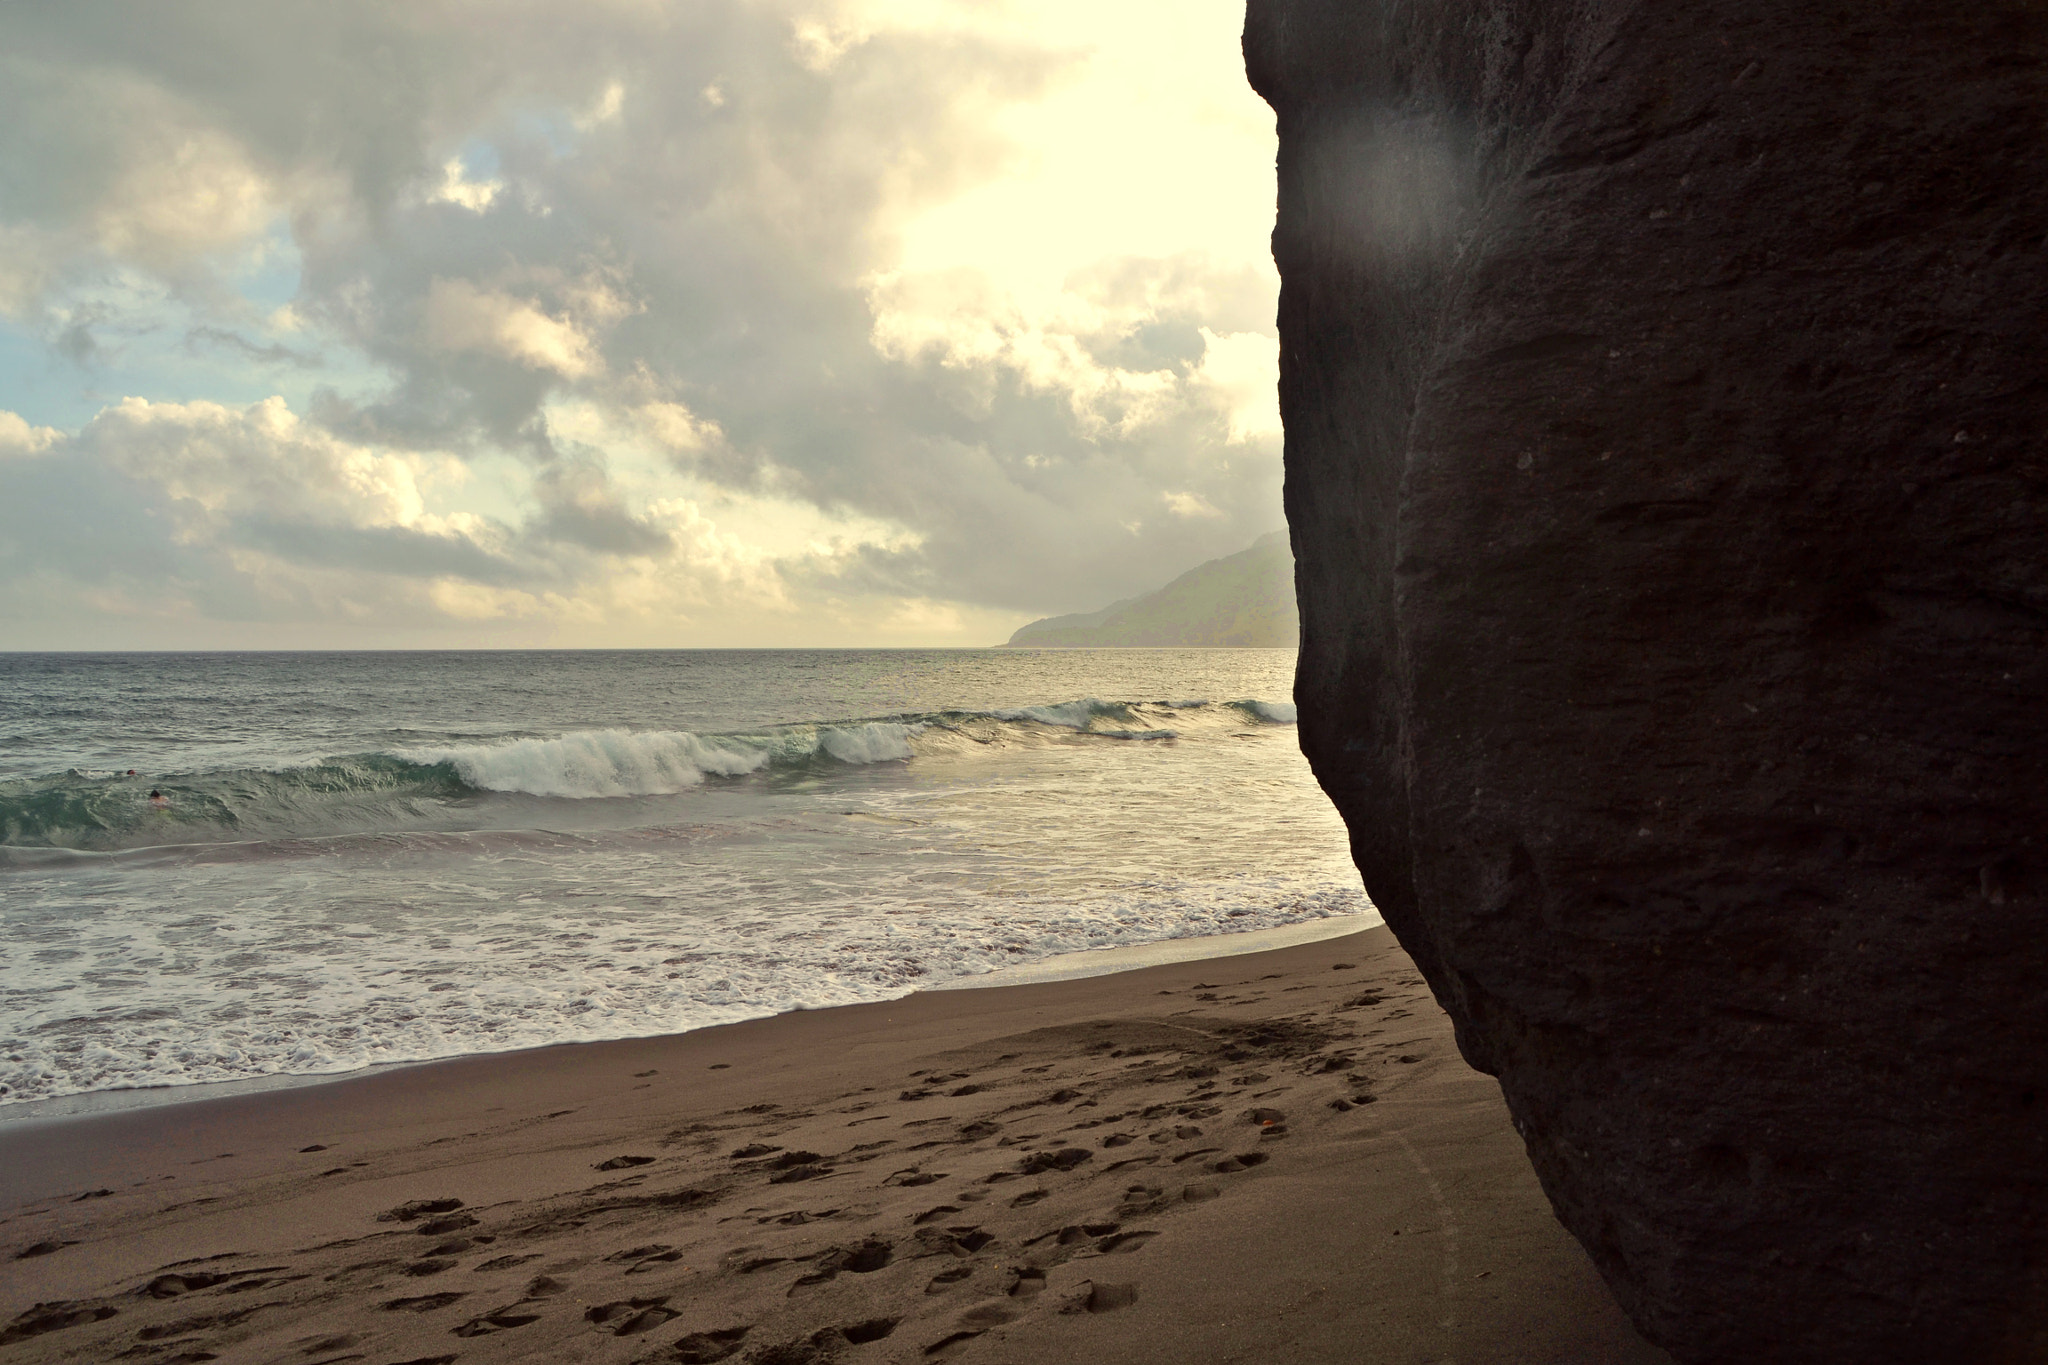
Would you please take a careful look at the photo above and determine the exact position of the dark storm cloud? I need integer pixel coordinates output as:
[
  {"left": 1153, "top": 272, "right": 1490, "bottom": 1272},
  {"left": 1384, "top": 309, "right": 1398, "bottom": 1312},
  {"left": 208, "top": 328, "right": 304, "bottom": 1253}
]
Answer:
[
  {"left": 230, "top": 520, "right": 531, "bottom": 584},
  {"left": 528, "top": 455, "right": 675, "bottom": 558}
]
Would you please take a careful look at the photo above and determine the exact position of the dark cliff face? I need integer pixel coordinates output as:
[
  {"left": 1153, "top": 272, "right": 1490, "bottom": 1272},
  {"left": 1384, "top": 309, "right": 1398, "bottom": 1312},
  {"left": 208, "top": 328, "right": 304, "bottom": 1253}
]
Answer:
[{"left": 1245, "top": 2, "right": 2048, "bottom": 1360}]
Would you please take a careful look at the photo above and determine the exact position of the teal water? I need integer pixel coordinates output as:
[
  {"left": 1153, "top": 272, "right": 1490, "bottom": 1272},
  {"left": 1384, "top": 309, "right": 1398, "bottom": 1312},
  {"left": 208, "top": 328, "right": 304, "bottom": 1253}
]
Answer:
[{"left": 0, "top": 650, "right": 1369, "bottom": 1108}]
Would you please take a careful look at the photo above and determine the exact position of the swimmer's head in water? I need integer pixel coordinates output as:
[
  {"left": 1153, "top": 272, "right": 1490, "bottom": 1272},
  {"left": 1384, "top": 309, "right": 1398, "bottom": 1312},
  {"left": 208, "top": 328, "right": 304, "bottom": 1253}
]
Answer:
[{"left": 149, "top": 790, "right": 162, "bottom": 799}]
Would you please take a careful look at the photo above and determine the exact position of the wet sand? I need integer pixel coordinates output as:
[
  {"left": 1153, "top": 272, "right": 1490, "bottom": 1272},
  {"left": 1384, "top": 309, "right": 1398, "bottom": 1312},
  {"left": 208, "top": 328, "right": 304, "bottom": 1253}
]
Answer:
[{"left": 0, "top": 926, "right": 1672, "bottom": 1364}]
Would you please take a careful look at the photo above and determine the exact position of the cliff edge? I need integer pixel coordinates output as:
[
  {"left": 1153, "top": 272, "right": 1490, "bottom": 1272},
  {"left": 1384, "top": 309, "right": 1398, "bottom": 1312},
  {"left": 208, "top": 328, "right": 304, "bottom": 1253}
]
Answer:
[{"left": 1247, "top": 1, "right": 2048, "bottom": 1360}]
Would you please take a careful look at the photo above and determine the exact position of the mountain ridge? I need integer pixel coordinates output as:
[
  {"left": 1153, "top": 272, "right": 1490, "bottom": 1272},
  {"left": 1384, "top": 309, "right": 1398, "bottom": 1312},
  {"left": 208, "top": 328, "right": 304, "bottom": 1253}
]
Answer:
[{"left": 1001, "top": 532, "right": 1297, "bottom": 647}]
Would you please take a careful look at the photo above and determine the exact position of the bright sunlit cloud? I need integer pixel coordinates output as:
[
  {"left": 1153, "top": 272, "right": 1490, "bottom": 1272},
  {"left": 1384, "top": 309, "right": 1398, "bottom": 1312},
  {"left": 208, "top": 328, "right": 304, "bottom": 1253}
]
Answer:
[{"left": 0, "top": 0, "right": 1280, "bottom": 649}]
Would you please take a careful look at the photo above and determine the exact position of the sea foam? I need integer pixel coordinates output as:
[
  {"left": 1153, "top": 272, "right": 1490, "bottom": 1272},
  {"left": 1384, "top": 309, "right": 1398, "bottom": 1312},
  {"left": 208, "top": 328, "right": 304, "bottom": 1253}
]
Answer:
[{"left": 409, "top": 728, "right": 770, "bottom": 798}]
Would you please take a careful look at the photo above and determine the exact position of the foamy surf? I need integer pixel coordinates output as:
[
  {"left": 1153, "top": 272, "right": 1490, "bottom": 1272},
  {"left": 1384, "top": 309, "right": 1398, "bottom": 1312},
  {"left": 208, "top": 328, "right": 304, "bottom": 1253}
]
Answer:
[
  {"left": 1, "top": 649, "right": 1353, "bottom": 1111},
  {"left": 0, "top": 697, "right": 1298, "bottom": 853},
  {"left": 409, "top": 728, "right": 771, "bottom": 797}
]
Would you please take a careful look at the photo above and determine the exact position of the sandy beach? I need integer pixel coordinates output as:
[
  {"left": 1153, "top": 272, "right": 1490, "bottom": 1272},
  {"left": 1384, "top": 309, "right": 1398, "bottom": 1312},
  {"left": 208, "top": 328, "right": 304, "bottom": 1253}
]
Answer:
[{"left": 0, "top": 926, "right": 1670, "bottom": 1364}]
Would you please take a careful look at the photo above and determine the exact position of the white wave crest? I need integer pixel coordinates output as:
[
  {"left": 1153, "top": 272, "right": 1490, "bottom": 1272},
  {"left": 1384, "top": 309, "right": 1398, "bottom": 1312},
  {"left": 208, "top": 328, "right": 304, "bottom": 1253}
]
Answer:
[
  {"left": 994, "top": 698, "right": 1130, "bottom": 730},
  {"left": 1241, "top": 700, "right": 1298, "bottom": 724},
  {"left": 412, "top": 729, "right": 769, "bottom": 798},
  {"left": 817, "top": 722, "right": 920, "bottom": 765}
]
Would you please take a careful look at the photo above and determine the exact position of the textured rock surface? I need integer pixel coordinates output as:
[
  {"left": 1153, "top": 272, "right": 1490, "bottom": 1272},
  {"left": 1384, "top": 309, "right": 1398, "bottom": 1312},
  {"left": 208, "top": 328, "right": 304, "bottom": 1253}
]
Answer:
[{"left": 1246, "top": 1, "right": 2048, "bottom": 1359}]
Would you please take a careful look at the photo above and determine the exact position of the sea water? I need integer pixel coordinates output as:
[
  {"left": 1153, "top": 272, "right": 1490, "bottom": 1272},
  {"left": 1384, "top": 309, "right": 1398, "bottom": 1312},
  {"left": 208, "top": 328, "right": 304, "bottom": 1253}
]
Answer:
[{"left": 0, "top": 650, "right": 1371, "bottom": 1111}]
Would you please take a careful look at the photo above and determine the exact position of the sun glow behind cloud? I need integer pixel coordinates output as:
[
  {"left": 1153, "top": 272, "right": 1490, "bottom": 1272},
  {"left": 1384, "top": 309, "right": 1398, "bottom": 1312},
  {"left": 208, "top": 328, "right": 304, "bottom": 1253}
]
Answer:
[{"left": 0, "top": 0, "right": 1279, "bottom": 648}]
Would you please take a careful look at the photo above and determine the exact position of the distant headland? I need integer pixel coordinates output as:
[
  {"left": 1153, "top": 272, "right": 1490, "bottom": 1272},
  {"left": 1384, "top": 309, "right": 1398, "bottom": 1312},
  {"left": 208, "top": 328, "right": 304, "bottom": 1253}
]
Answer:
[{"left": 1000, "top": 532, "right": 1297, "bottom": 647}]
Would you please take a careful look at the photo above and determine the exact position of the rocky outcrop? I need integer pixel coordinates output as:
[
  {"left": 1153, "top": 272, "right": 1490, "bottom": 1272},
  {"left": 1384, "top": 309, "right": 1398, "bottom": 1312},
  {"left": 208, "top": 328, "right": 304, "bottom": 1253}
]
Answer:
[{"left": 1246, "top": 1, "right": 2048, "bottom": 1360}]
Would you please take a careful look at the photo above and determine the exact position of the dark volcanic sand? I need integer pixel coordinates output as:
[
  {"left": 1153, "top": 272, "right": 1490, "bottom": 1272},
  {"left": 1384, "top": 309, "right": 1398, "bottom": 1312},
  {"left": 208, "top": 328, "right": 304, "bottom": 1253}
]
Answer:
[{"left": 0, "top": 928, "right": 1668, "bottom": 1364}]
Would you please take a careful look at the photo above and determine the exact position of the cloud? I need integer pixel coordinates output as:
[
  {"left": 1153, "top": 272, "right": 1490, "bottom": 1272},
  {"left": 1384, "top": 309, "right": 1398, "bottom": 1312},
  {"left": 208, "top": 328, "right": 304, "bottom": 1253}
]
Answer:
[
  {"left": 574, "top": 81, "right": 626, "bottom": 131},
  {"left": 1163, "top": 490, "right": 1224, "bottom": 519},
  {"left": 83, "top": 396, "right": 436, "bottom": 524},
  {"left": 423, "top": 277, "right": 612, "bottom": 379},
  {"left": 184, "top": 325, "right": 322, "bottom": 369},
  {"left": 432, "top": 158, "right": 504, "bottom": 212},
  {"left": 93, "top": 129, "right": 275, "bottom": 268},
  {"left": 0, "top": 409, "right": 61, "bottom": 457},
  {"left": 529, "top": 454, "right": 673, "bottom": 556},
  {"left": 0, "top": 0, "right": 1283, "bottom": 647}
]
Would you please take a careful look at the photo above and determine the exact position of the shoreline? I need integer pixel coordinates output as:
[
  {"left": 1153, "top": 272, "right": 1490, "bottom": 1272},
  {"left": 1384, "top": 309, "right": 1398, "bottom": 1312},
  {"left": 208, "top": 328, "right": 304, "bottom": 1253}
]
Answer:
[
  {"left": 2, "top": 915, "right": 1379, "bottom": 1129},
  {"left": 0, "top": 923, "right": 1669, "bottom": 1364}
]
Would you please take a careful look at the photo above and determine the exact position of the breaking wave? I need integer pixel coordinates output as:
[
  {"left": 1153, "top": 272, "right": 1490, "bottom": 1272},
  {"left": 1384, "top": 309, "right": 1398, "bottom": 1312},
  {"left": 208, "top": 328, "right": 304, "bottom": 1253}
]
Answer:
[{"left": 0, "top": 697, "right": 1298, "bottom": 852}]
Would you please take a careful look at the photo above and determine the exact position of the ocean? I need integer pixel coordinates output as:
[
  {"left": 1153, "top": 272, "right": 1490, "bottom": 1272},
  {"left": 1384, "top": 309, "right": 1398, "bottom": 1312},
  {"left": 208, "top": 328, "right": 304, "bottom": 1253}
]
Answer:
[{"left": 0, "top": 649, "right": 1371, "bottom": 1114}]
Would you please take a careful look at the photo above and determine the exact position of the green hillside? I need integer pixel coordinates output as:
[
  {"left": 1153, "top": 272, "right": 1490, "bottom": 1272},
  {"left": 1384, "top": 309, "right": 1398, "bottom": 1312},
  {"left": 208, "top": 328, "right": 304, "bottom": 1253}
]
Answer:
[{"left": 1002, "top": 532, "right": 1297, "bottom": 647}]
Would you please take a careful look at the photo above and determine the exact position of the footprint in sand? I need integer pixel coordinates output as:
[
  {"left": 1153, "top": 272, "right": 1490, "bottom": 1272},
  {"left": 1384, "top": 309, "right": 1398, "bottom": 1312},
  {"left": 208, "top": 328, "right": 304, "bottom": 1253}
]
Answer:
[
  {"left": 1117, "top": 1185, "right": 1168, "bottom": 1217},
  {"left": 13, "top": 1240, "right": 73, "bottom": 1259},
  {"left": 586, "top": 1297, "right": 679, "bottom": 1335},
  {"left": 1211, "top": 1152, "right": 1272, "bottom": 1174},
  {"left": 1051, "top": 1222, "right": 1121, "bottom": 1247},
  {"left": 383, "top": 1292, "right": 468, "bottom": 1313},
  {"left": 1017, "top": 1147, "right": 1092, "bottom": 1175},
  {"left": 139, "top": 1272, "right": 226, "bottom": 1298},
  {"left": 0, "top": 1303, "right": 121, "bottom": 1347},
  {"left": 133, "top": 1305, "right": 267, "bottom": 1345},
  {"left": 1067, "top": 1280, "right": 1139, "bottom": 1314},
  {"left": 452, "top": 1301, "right": 544, "bottom": 1336},
  {"left": 958, "top": 1302, "right": 1021, "bottom": 1330},
  {"left": 838, "top": 1317, "right": 900, "bottom": 1343},
  {"left": 925, "top": 1265, "right": 974, "bottom": 1293},
  {"left": 607, "top": 1244, "right": 675, "bottom": 1262},
  {"left": 378, "top": 1198, "right": 464, "bottom": 1224},
  {"left": 628, "top": 1250, "right": 685, "bottom": 1273},
  {"left": 472, "top": 1253, "right": 539, "bottom": 1272},
  {"left": 1007, "top": 1266, "right": 1046, "bottom": 1298},
  {"left": 669, "top": 1325, "right": 751, "bottom": 1362},
  {"left": 795, "top": 1237, "right": 895, "bottom": 1287}
]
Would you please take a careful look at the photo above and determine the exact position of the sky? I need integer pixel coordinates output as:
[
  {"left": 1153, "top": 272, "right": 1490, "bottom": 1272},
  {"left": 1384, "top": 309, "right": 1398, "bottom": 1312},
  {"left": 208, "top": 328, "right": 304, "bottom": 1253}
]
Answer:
[{"left": 0, "top": 0, "right": 1282, "bottom": 649}]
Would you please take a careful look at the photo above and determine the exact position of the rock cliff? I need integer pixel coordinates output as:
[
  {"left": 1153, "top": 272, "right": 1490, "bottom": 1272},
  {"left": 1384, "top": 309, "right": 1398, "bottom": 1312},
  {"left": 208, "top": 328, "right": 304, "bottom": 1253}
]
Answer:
[{"left": 1245, "top": 1, "right": 2048, "bottom": 1359}]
